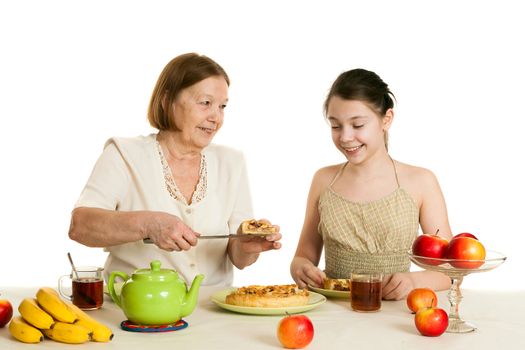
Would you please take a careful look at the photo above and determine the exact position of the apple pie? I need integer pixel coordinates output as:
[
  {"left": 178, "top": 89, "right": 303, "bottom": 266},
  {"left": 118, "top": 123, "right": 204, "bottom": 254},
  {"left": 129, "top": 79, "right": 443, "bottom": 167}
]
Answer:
[
  {"left": 225, "top": 284, "right": 309, "bottom": 308},
  {"left": 323, "top": 278, "right": 351, "bottom": 291},
  {"left": 241, "top": 219, "right": 277, "bottom": 234}
]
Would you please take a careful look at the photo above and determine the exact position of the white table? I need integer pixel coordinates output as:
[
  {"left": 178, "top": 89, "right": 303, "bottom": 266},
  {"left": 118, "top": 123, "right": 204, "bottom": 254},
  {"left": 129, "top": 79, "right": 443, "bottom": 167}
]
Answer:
[{"left": 1, "top": 286, "right": 524, "bottom": 349}]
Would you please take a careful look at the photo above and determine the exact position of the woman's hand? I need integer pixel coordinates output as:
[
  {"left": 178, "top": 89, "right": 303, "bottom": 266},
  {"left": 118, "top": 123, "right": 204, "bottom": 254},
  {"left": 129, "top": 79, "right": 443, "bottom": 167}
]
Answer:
[
  {"left": 143, "top": 212, "right": 199, "bottom": 252},
  {"left": 227, "top": 223, "right": 282, "bottom": 269},
  {"left": 381, "top": 272, "right": 415, "bottom": 300},
  {"left": 290, "top": 257, "right": 326, "bottom": 289}
]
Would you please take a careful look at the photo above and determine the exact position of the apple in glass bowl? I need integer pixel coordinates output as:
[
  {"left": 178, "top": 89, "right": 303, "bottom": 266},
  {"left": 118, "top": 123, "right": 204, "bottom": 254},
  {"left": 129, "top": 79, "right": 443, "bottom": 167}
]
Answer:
[
  {"left": 411, "top": 233, "right": 449, "bottom": 265},
  {"left": 446, "top": 236, "right": 486, "bottom": 269}
]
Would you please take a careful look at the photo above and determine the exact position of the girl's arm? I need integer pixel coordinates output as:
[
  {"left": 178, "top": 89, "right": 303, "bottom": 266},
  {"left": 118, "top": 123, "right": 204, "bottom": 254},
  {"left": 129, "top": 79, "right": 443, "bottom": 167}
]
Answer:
[
  {"left": 290, "top": 169, "right": 330, "bottom": 288},
  {"left": 383, "top": 168, "right": 453, "bottom": 300}
]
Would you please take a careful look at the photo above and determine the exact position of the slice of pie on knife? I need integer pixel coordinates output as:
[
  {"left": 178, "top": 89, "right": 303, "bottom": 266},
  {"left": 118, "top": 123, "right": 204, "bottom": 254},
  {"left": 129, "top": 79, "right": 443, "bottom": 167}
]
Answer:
[
  {"left": 225, "top": 284, "right": 309, "bottom": 308},
  {"left": 241, "top": 219, "right": 277, "bottom": 234}
]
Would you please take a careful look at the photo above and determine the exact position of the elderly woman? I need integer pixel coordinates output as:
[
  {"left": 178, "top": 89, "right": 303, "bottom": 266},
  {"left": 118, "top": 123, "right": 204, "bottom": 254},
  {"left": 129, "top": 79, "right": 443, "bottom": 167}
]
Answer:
[{"left": 69, "top": 53, "right": 281, "bottom": 286}]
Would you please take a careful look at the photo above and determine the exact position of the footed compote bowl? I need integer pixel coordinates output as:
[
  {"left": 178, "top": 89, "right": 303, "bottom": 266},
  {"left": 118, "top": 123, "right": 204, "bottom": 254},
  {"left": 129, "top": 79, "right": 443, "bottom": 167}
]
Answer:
[{"left": 408, "top": 250, "right": 506, "bottom": 333}]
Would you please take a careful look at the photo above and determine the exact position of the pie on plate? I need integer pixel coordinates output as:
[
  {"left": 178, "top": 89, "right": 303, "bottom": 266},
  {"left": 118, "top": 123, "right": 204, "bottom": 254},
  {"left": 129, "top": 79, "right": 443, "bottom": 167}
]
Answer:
[
  {"left": 225, "top": 284, "right": 308, "bottom": 308},
  {"left": 211, "top": 288, "right": 326, "bottom": 315},
  {"left": 323, "top": 278, "right": 351, "bottom": 291}
]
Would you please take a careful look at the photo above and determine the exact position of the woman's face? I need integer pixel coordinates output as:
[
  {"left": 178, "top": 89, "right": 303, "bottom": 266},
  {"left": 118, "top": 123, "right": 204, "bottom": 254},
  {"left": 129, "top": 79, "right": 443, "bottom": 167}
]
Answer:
[
  {"left": 171, "top": 76, "right": 229, "bottom": 149},
  {"left": 327, "top": 96, "right": 392, "bottom": 164}
]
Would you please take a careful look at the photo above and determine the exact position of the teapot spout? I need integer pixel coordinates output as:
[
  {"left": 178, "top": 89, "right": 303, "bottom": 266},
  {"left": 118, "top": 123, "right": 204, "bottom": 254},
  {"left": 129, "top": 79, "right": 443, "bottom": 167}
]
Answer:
[{"left": 181, "top": 274, "right": 204, "bottom": 317}]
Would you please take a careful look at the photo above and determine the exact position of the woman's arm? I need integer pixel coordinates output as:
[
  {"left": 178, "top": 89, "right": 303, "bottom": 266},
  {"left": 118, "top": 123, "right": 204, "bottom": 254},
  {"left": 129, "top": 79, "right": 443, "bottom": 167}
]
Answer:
[
  {"left": 227, "top": 230, "right": 282, "bottom": 269},
  {"left": 69, "top": 207, "right": 198, "bottom": 251},
  {"left": 290, "top": 169, "right": 329, "bottom": 288}
]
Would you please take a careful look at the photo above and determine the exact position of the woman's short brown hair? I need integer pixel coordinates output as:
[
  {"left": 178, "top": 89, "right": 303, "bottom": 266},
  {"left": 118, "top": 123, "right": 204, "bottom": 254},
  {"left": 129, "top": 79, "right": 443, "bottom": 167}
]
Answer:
[{"left": 147, "top": 53, "right": 230, "bottom": 130}]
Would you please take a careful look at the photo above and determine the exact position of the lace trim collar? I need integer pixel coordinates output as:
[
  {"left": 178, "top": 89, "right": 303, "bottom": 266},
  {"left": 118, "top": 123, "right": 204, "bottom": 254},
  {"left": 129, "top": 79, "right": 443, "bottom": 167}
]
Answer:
[{"left": 156, "top": 141, "right": 207, "bottom": 205}]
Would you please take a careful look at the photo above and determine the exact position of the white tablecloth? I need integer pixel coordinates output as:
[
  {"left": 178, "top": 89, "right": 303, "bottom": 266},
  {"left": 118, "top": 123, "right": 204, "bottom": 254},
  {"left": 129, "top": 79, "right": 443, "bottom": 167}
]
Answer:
[{"left": 1, "top": 286, "right": 524, "bottom": 349}]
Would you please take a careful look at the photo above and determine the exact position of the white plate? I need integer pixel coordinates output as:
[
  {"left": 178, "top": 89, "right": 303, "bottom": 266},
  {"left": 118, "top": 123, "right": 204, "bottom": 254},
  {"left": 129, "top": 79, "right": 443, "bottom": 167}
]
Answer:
[{"left": 211, "top": 288, "right": 326, "bottom": 315}]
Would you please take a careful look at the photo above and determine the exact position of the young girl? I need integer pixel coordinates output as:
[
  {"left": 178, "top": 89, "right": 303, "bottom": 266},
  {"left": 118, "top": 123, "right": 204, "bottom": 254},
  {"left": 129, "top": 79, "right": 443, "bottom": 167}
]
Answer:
[{"left": 290, "top": 69, "right": 452, "bottom": 300}]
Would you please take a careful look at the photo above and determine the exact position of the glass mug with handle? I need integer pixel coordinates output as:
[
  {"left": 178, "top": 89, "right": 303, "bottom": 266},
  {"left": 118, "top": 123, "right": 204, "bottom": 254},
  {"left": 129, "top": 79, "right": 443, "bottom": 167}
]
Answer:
[{"left": 58, "top": 266, "right": 104, "bottom": 310}]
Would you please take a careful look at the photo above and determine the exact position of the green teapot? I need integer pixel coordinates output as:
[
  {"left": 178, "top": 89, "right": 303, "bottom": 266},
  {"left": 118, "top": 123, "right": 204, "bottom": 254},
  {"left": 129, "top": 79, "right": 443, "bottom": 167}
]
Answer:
[{"left": 108, "top": 260, "right": 204, "bottom": 325}]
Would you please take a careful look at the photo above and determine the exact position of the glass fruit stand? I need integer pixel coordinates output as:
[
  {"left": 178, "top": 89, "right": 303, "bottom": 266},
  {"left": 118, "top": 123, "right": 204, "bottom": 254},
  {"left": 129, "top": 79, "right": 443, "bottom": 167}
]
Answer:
[{"left": 408, "top": 250, "right": 506, "bottom": 333}]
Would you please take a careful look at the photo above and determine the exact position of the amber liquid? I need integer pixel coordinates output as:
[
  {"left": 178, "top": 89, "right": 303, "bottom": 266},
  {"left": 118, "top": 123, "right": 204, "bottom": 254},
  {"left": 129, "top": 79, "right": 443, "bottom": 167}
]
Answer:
[
  {"left": 351, "top": 280, "right": 382, "bottom": 312},
  {"left": 72, "top": 278, "right": 103, "bottom": 310}
]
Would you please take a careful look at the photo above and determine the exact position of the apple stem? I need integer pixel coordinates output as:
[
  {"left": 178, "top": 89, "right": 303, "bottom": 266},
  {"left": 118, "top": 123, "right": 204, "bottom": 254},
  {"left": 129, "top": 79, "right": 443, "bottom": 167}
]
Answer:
[{"left": 434, "top": 229, "right": 440, "bottom": 236}]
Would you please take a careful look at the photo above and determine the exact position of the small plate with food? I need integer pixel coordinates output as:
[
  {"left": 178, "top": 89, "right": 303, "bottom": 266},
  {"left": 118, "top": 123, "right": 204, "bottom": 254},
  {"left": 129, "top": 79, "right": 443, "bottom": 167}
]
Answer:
[
  {"left": 308, "top": 278, "right": 351, "bottom": 299},
  {"left": 211, "top": 284, "right": 326, "bottom": 315}
]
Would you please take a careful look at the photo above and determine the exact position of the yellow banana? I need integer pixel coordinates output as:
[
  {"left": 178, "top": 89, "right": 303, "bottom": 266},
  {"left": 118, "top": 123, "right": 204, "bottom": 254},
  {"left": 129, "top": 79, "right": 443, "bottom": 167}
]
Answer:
[
  {"left": 74, "top": 319, "right": 114, "bottom": 342},
  {"left": 68, "top": 302, "right": 114, "bottom": 342},
  {"left": 36, "top": 287, "right": 76, "bottom": 323},
  {"left": 43, "top": 322, "right": 92, "bottom": 344},
  {"left": 8, "top": 316, "right": 44, "bottom": 344},
  {"left": 18, "top": 297, "right": 55, "bottom": 329}
]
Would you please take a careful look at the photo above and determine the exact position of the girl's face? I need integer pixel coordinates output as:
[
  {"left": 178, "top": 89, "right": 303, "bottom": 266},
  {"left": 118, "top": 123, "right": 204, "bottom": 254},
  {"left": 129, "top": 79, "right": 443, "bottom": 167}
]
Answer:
[
  {"left": 327, "top": 96, "right": 393, "bottom": 164},
  {"left": 170, "top": 76, "right": 229, "bottom": 149}
]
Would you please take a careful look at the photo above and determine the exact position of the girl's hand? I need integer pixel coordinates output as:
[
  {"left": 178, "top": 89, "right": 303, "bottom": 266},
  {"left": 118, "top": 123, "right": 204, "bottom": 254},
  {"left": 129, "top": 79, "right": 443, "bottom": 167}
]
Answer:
[
  {"left": 143, "top": 212, "right": 199, "bottom": 252},
  {"left": 381, "top": 272, "right": 415, "bottom": 300},
  {"left": 291, "top": 257, "right": 326, "bottom": 289}
]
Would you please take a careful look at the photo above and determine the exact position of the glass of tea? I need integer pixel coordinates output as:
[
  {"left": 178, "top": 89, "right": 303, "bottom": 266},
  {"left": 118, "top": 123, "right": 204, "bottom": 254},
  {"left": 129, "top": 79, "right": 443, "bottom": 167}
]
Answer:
[
  {"left": 58, "top": 266, "right": 104, "bottom": 310},
  {"left": 350, "top": 273, "right": 383, "bottom": 312}
]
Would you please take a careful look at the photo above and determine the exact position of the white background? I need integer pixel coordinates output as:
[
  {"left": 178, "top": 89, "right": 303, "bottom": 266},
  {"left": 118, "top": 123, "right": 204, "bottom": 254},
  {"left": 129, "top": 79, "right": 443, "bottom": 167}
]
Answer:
[{"left": 1, "top": 0, "right": 523, "bottom": 291}]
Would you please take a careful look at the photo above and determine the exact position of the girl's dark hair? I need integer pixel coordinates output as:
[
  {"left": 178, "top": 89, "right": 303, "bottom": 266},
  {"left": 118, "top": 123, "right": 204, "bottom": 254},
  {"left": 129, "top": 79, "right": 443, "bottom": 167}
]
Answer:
[{"left": 324, "top": 68, "right": 396, "bottom": 149}]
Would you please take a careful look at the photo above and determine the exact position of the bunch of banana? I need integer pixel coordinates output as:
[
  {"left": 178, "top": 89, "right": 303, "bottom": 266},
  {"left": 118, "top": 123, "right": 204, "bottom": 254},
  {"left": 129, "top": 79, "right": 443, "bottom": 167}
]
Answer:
[{"left": 8, "top": 286, "right": 114, "bottom": 344}]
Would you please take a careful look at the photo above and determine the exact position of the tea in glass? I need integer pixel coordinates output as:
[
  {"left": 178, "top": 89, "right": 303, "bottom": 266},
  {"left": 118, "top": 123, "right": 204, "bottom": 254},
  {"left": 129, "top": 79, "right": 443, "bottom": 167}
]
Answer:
[
  {"left": 350, "top": 273, "right": 383, "bottom": 312},
  {"left": 59, "top": 266, "right": 104, "bottom": 310}
]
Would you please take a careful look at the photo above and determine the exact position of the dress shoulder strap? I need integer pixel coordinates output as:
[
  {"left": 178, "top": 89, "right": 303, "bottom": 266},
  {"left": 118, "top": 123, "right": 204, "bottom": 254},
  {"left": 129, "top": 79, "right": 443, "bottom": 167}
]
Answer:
[
  {"left": 389, "top": 156, "right": 400, "bottom": 188},
  {"left": 329, "top": 162, "right": 349, "bottom": 187}
]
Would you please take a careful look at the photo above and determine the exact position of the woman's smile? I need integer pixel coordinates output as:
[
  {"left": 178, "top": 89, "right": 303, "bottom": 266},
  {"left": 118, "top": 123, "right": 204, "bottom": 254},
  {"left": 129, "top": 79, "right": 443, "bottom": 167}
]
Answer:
[{"left": 197, "top": 126, "right": 216, "bottom": 135}]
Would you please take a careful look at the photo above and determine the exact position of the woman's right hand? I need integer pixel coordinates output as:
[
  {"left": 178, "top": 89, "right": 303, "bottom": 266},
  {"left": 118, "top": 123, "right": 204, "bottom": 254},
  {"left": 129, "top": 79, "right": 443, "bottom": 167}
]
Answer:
[
  {"left": 143, "top": 212, "right": 199, "bottom": 252},
  {"left": 290, "top": 257, "right": 326, "bottom": 289}
]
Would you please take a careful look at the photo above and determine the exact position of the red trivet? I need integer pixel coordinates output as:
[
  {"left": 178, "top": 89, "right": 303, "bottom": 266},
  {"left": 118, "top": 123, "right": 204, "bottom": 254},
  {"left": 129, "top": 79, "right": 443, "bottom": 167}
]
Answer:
[{"left": 120, "top": 319, "right": 188, "bottom": 333}]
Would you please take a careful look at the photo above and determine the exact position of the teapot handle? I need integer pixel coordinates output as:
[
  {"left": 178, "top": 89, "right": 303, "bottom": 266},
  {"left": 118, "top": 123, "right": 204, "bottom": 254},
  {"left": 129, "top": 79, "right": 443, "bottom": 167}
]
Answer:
[{"left": 108, "top": 271, "right": 129, "bottom": 308}]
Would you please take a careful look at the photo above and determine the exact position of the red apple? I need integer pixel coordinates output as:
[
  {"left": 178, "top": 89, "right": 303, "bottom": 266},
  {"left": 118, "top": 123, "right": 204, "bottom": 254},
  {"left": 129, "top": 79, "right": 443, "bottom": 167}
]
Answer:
[
  {"left": 0, "top": 298, "right": 13, "bottom": 328},
  {"left": 406, "top": 288, "right": 438, "bottom": 314},
  {"left": 277, "top": 314, "right": 314, "bottom": 349},
  {"left": 414, "top": 306, "right": 448, "bottom": 337},
  {"left": 454, "top": 232, "right": 478, "bottom": 240},
  {"left": 412, "top": 233, "right": 449, "bottom": 265},
  {"left": 446, "top": 237, "right": 486, "bottom": 269}
]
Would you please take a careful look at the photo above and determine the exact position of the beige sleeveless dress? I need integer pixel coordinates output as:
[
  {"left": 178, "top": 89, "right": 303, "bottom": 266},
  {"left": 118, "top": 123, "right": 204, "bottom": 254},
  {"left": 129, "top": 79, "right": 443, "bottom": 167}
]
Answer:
[{"left": 318, "top": 161, "right": 419, "bottom": 277}]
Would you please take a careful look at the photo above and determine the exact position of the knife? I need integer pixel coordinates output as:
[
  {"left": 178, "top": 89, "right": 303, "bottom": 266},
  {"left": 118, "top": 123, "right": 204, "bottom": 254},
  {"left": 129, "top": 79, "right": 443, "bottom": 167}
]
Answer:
[{"left": 143, "top": 234, "right": 270, "bottom": 244}]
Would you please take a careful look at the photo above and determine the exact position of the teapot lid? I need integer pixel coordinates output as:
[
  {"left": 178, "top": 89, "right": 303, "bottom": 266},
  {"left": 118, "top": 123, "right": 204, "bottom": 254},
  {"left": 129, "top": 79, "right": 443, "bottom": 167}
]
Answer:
[{"left": 132, "top": 260, "right": 178, "bottom": 282}]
